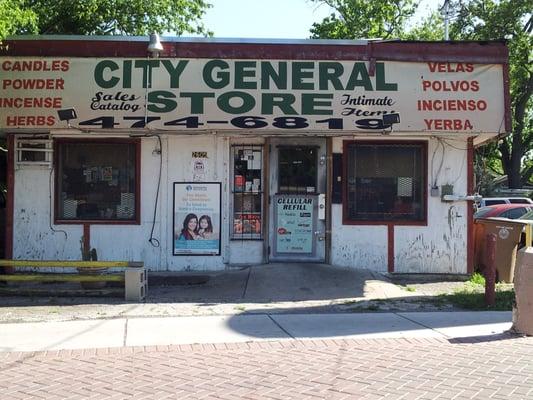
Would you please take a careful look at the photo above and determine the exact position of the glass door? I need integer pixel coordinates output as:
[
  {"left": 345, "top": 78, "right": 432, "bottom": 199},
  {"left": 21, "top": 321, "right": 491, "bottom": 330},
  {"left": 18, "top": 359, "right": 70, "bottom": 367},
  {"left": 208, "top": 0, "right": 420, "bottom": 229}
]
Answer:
[{"left": 269, "top": 138, "right": 327, "bottom": 262}]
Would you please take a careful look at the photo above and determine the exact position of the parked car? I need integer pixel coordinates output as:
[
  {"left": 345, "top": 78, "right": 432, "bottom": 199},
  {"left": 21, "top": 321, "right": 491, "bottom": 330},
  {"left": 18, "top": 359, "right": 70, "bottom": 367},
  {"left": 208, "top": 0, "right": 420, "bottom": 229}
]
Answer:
[
  {"left": 519, "top": 210, "right": 533, "bottom": 220},
  {"left": 517, "top": 210, "right": 533, "bottom": 248},
  {"left": 474, "top": 203, "right": 533, "bottom": 220},
  {"left": 477, "top": 197, "right": 533, "bottom": 207}
]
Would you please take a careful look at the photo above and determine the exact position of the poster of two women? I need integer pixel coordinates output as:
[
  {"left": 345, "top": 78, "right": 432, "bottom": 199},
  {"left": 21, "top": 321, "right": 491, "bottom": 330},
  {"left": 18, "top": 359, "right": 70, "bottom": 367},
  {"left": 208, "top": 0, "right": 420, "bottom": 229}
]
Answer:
[{"left": 173, "top": 182, "right": 221, "bottom": 255}]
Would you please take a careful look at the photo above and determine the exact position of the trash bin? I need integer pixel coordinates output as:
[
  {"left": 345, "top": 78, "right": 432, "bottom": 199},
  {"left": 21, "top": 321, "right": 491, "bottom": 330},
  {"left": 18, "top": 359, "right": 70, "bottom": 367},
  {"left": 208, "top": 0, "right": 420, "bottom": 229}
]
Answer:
[{"left": 473, "top": 217, "right": 527, "bottom": 282}]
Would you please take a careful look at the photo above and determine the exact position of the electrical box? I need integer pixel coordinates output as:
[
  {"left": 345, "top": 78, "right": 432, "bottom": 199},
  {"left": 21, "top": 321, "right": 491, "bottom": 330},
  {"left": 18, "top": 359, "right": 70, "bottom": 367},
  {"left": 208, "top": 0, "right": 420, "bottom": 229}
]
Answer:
[{"left": 441, "top": 184, "right": 454, "bottom": 200}]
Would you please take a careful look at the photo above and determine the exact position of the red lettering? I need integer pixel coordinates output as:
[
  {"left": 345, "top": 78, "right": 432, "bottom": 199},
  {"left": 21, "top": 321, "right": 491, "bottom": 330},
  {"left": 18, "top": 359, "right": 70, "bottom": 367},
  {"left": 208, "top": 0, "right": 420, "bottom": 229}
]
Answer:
[
  {"left": 3, "top": 78, "right": 64, "bottom": 90},
  {"left": 5, "top": 115, "right": 55, "bottom": 126},
  {"left": 428, "top": 62, "right": 439, "bottom": 73},
  {"left": 421, "top": 80, "right": 479, "bottom": 92},
  {"left": 427, "top": 62, "right": 475, "bottom": 73},
  {"left": 417, "top": 99, "right": 487, "bottom": 112},
  {"left": 1, "top": 60, "right": 70, "bottom": 72},
  {"left": 0, "top": 97, "right": 63, "bottom": 108},
  {"left": 455, "top": 63, "right": 465, "bottom": 72},
  {"left": 423, "top": 119, "right": 474, "bottom": 131}
]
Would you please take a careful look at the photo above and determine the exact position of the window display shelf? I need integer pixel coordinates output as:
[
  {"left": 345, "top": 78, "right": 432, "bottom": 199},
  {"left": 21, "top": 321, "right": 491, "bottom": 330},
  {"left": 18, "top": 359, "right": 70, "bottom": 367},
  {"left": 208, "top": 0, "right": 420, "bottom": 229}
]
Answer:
[{"left": 231, "top": 145, "right": 264, "bottom": 240}]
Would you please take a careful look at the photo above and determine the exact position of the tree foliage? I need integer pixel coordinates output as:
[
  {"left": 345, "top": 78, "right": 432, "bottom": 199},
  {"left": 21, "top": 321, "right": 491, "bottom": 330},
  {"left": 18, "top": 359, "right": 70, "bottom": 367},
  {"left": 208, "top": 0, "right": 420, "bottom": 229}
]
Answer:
[
  {"left": 402, "top": 10, "right": 445, "bottom": 41},
  {"left": 311, "top": 0, "right": 533, "bottom": 190},
  {"left": 0, "top": 0, "right": 211, "bottom": 39},
  {"left": 451, "top": 0, "right": 533, "bottom": 188},
  {"left": 310, "top": 0, "right": 419, "bottom": 39},
  {"left": 0, "top": 0, "right": 37, "bottom": 39}
]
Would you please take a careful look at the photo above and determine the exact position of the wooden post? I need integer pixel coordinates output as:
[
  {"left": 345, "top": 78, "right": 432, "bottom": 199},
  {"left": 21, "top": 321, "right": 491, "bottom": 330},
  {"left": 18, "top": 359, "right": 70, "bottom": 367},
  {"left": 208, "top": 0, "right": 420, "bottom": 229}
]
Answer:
[{"left": 484, "top": 233, "right": 497, "bottom": 307}]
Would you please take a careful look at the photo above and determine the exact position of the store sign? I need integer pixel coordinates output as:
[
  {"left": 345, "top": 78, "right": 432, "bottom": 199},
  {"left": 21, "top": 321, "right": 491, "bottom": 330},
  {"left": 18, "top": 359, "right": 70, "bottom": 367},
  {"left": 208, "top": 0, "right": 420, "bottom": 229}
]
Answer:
[
  {"left": 274, "top": 196, "right": 315, "bottom": 255},
  {"left": 0, "top": 58, "right": 505, "bottom": 134},
  {"left": 173, "top": 182, "right": 221, "bottom": 255}
]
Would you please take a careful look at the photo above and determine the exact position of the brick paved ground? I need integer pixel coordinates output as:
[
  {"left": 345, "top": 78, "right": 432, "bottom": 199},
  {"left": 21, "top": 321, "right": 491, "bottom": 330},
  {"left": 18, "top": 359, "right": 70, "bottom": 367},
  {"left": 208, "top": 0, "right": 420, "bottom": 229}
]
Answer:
[{"left": 1, "top": 335, "right": 532, "bottom": 400}]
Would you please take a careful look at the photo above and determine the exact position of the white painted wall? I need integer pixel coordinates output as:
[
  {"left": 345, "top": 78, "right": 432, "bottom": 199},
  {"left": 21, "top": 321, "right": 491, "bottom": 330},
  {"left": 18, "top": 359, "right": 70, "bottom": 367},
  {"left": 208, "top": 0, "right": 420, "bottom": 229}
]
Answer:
[
  {"left": 13, "top": 166, "right": 82, "bottom": 261},
  {"left": 330, "top": 136, "right": 469, "bottom": 273},
  {"left": 13, "top": 134, "right": 470, "bottom": 273},
  {"left": 330, "top": 209, "right": 388, "bottom": 270}
]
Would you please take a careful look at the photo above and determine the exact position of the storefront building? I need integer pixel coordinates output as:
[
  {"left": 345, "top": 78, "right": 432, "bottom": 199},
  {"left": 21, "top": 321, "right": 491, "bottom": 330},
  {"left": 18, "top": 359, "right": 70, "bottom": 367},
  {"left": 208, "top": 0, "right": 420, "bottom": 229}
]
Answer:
[{"left": 0, "top": 37, "right": 509, "bottom": 273}]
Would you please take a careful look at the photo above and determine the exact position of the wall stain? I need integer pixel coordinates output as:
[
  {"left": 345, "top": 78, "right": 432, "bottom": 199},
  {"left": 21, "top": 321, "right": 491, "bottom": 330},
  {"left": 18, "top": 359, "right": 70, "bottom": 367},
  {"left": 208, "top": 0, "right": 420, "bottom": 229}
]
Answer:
[{"left": 397, "top": 205, "right": 465, "bottom": 273}]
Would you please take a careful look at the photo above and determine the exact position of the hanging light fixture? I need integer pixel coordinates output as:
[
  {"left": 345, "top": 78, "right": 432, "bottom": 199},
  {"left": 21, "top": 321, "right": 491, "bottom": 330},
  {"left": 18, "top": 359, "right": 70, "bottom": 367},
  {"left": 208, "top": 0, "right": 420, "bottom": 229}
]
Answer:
[{"left": 147, "top": 33, "right": 164, "bottom": 57}]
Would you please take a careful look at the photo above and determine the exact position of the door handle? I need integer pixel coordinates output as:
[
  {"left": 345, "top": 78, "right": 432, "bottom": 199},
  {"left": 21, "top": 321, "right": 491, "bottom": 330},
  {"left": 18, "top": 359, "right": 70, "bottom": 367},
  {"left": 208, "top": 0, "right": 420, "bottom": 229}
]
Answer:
[
  {"left": 318, "top": 193, "right": 326, "bottom": 220},
  {"left": 314, "top": 231, "right": 326, "bottom": 241}
]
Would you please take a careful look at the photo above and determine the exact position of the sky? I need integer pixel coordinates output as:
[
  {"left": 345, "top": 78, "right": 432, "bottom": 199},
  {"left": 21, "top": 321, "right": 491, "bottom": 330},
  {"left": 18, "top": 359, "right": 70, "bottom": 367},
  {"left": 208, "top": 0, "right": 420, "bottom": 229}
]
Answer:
[
  {"left": 197, "top": 0, "right": 440, "bottom": 39},
  {"left": 200, "top": 0, "right": 332, "bottom": 39}
]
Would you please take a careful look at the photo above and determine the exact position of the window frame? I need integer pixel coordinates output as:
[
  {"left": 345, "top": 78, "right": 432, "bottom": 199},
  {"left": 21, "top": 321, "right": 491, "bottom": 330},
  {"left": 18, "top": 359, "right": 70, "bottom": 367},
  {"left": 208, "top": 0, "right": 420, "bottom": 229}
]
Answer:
[
  {"left": 342, "top": 140, "right": 428, "bottom": 226},
  {"left": 54, "top": 138, "right": 141, "bottom": 225},
  {"left": 276, "top": 145, "right": 319, "bottom": 195},
  {"left": 230, "top": 144, "right": 264, "bottom": 240}
]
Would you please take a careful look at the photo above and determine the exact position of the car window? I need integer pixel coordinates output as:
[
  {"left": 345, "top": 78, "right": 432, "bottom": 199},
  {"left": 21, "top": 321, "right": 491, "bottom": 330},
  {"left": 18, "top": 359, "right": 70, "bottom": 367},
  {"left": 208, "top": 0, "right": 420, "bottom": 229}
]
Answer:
[
  {"left": 508, "top": 198, "right": 532, "bottom": 204},
  {"left": 474, "top": 207, "right": 495, "bottom": 218},
  {"left": 520, "top": 210, "right": 533, "bottom": 220},
  {"left": 484, "top": 200, "right": 506, "bottom": 206},
  {"left": 500, "top": 207, "right": 528, "bottom": 219}
]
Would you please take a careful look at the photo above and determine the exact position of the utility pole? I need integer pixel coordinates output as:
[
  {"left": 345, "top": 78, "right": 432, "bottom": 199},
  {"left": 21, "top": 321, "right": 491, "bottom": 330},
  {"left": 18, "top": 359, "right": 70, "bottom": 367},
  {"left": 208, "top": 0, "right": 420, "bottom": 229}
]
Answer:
[{"left": 441, "top": 0, "right": 451, "bottom": 40}]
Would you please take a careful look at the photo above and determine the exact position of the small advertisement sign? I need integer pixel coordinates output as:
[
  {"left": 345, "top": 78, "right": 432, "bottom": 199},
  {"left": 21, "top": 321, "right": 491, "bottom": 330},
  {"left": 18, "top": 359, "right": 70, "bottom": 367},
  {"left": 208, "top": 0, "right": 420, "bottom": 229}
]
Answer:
[
  {"left": 173, "top": 182, "right": 221, "bottom": 255},
  {"left": 274, "top": 195, "right": 315, "bottom": 255}
]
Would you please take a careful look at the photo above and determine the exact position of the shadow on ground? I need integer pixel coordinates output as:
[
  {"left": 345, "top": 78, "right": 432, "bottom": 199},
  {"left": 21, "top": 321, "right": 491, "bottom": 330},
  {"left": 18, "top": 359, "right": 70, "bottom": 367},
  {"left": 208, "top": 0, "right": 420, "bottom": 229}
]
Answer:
[
  {"left": 0, "top": 264, "right": 478, "bottom": 318},
  {"left": 1, "top": 263, "right": 374, "bottom": 306},
  {"left": 222, "top": 308, "right": 514, "bottom": 341}
]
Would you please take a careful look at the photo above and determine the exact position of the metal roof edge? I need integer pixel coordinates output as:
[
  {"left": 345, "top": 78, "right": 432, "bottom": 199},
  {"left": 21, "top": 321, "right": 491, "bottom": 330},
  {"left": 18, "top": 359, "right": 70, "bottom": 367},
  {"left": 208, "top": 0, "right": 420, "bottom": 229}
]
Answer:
[
  {"left": 4, "top": 35, "right": 508, "bottom": 46},
  {"left": 5, "top": 35, "right": 371, "bottom": 46}
]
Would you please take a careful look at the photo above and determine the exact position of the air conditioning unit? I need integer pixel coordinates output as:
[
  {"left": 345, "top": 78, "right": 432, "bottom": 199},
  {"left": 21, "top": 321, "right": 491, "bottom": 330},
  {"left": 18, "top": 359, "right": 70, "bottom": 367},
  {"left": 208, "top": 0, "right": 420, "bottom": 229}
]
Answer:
[{"left": 15, "top": 138, "right": 53, "bottom": 168}]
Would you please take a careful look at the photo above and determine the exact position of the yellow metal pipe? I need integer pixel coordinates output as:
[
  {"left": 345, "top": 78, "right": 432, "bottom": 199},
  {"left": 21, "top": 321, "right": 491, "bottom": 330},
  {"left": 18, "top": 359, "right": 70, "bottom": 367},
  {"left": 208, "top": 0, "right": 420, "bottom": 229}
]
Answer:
[
  {"left": 0, "top": 260, "right": 131, "bottom": 268},
  {"left": 0, "top": 274, "right": 125, "bottom": 282}
]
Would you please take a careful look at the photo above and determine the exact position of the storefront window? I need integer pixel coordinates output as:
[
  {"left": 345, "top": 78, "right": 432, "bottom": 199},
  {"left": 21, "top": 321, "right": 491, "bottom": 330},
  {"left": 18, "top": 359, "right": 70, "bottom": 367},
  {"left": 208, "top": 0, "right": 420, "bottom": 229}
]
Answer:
[
  {"left": 278, "top": 146, "right": 317, "bottom": 194},
  {"left": 344, "top": 142, "right": 426, "bottom": 223},
  {"left": 55, "top": 139, "right": 139, "bottom": 223},
  {"left": 231, "top": 145, "right": 263, "bottom": 239}
]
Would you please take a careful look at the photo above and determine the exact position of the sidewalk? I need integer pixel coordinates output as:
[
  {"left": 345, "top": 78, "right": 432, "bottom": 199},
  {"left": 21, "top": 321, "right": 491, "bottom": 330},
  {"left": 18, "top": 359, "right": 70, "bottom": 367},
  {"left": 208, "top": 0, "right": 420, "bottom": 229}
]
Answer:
[
  {"left": 1, "top": 265, "right": 530, "bottom": 400},
  {"left": 0, "top": 264, "right": 469, "bottom": 323},
  {"left": 0, "top": 311, "right": 513, "bottom": 353},
  {"left": 2, "top": 332, "right": 532, "bottom": 400}
]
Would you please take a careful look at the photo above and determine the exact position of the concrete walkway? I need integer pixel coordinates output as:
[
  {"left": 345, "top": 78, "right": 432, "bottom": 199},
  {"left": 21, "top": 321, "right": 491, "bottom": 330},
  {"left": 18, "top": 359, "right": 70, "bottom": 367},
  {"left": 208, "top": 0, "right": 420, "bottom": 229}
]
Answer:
[
  {"left": 0, "top": 264, "right": 468, "bottom": 323},
  {"left": 0, "top": 311, "right": 513, "bottom": 353}
]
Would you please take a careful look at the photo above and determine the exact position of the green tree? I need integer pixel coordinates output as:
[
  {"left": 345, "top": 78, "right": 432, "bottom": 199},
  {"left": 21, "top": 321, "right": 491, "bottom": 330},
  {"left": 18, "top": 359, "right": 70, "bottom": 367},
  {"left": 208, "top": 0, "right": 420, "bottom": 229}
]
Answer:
[
  {"left": 310, "top": 0, "right": 419, "bottom": 39},
  {"left": 403, "top": 10, "right": 445, "bottom": 40},
  {"left": 311, "top": 0, "right": 532, "bottom": 189},
  {"left": 0, "top": 0, "right": 37, "bottom": 39},
  {"left": 0, "top": 0, "right": 211, "bottom": 39},
  {"left": 451, "top": 0, "right": 533, "bottom": 188}
]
